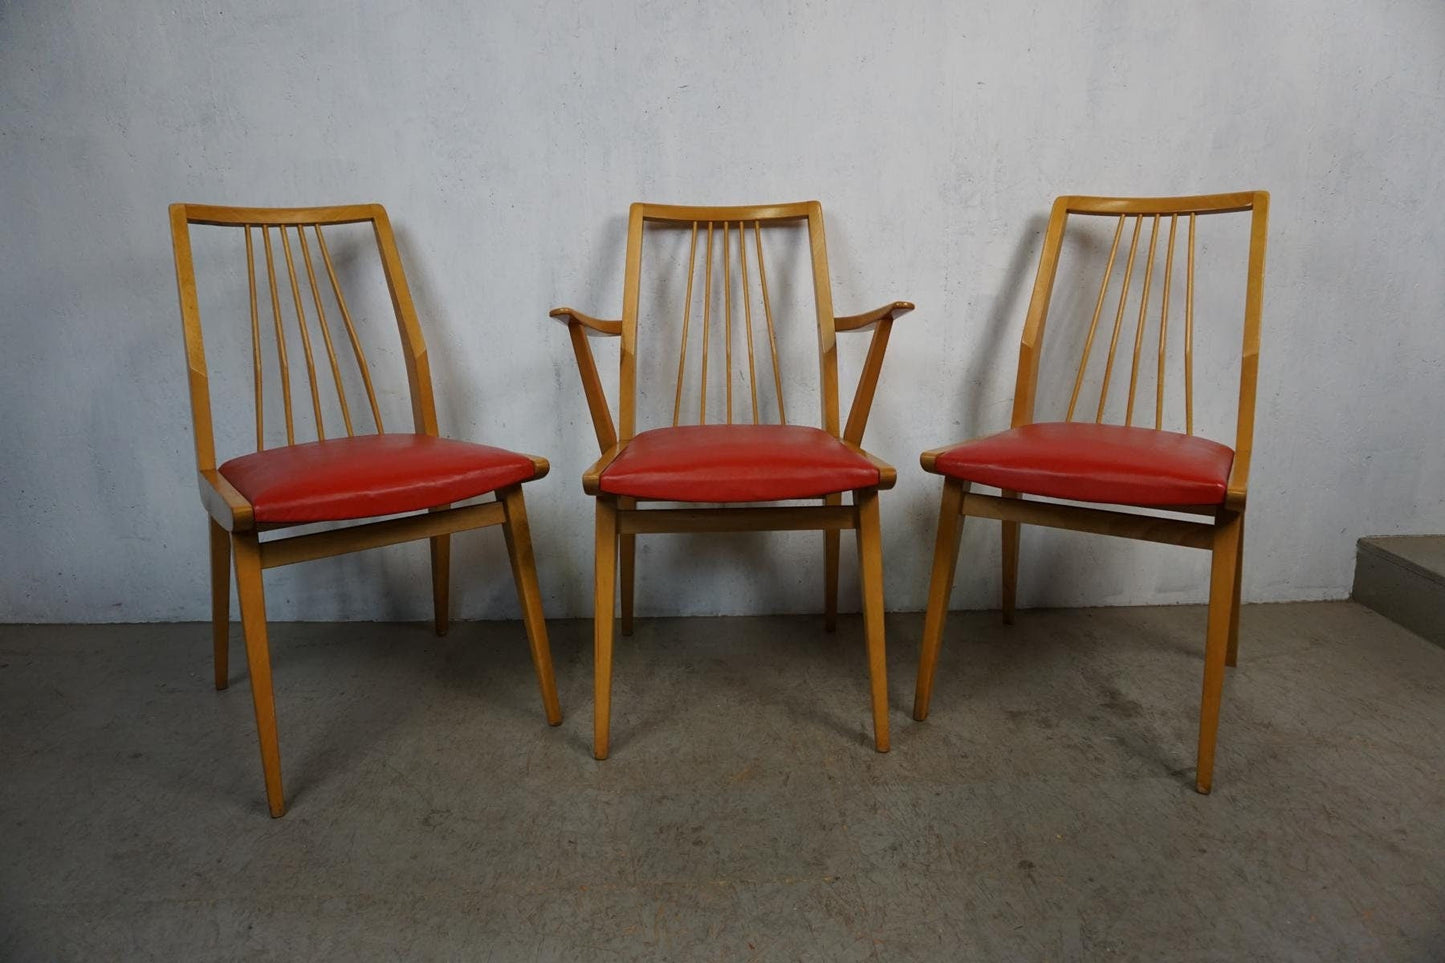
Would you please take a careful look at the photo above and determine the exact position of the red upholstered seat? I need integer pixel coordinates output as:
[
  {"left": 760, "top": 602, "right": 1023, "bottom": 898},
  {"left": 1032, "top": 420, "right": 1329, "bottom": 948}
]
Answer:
[
  {"left": 220, "top": 433, "right": 539, "bottom": 523},
  {"left": 599, "top": 424, "right": 880, "bottom": 502},
  {"left": 928, "top": 422, "right": 1234, "bottom": 507}
]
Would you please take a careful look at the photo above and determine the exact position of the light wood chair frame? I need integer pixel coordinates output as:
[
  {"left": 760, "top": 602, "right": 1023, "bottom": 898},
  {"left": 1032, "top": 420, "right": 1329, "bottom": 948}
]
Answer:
[
  {"left": 552, "top": 201, "right": 913, "bottom": 758},
  {"left": 170, "top": 202, "right": 562, "bottom": 817},
  {"left": 912, "top": 191, "right": 1269, "bottom": 793}
]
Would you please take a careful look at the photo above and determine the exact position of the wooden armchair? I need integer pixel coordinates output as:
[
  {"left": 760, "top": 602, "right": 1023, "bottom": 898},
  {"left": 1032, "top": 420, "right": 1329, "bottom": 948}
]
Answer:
[
  {"left": 912, "top": 192, "right": 1269, "bottom": 793},
  {"left": 170, "top": 203, "right": 562, "bottom": 816},
  {"left": 553, "top": 201, "right": 912, "bottom": 758}
]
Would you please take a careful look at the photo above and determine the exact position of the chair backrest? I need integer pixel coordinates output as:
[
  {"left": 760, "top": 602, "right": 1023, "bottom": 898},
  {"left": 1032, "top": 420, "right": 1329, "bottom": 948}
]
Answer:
[
  {"left": 1012, "top": 192, "right": 1269, "bottom": 449},
  {"left": 169, "top": 203, "right": 438, "bottom": 474},
  {"left": 616, "top": 201, "right": 841, "bottom": 443}
]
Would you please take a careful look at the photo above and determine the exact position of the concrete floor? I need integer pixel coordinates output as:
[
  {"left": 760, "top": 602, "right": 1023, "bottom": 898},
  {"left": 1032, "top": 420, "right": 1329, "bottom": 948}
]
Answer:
[{"left": 1, "top": 601, "right": 1442, "bottom": 961}]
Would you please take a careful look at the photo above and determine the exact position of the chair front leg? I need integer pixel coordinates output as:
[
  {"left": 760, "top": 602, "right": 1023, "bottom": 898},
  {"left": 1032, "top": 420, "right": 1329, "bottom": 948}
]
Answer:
[
  {"left": 913, "top": 479, "right": 968, "bottom": 721},
  {"left": 500, "top": 486, "right": 563, "bottom": 726},
  {"left": 593, "top": 497, "right": 620, "bottom": 759},
  {"left": 209, "top": 518, "right": 231, "bottom": 691},
  {"left": 1196, "top": 509, "right": 1243, "bottom": 794},
  {"left": 1000, "top": 489, "right": 1020, "bottom": 625},
  {"left": 232, "top": 532, "right": 285, "bottom": 817},
  {"left": 430, "top": 533, "right": 451, "bottom": 637},
  {"left": 823, "top": 493, "right": 842, "bottom": 632},
  {"left": 854, "top": 488, "right": 890, "bottom": 752}
]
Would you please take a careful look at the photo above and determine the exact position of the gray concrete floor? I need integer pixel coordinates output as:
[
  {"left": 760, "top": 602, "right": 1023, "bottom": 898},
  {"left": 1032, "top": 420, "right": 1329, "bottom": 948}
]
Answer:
[{"left": 2, "top": 601, "right": 1442, "bottom": 961}]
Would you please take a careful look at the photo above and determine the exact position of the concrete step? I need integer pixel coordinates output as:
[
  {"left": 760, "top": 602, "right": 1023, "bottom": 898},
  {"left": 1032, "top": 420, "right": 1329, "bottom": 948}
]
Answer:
[{"left": 1352, "top": 535, "right": 1445, "bottom": 648}]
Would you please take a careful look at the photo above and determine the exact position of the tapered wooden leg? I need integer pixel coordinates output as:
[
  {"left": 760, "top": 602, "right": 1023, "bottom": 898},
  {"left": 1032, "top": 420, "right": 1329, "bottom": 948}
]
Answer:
[
  {"left": 913, "top": 480, "right": 968, "bottom": 722},
  {"left": 232, "top": 532, "right": 285, "bottom": 818},
  {"left": 854, "top": 489, "right": 890, "bottom": 752},
  {"left": 1226, "top": 513, "right": 1245, "bottom": 667},
  {"left": 209, "top": 519, "right": 231, "bottom": 691},
  {"left": 593, "top": 497, "right": 619, "bottom": 760},
  {"left": 1001, "top": 490, "right": 1020, "bottom": 625},
  {"left": 1196, "top": 510, "right": 1243, "bottom": 794},
  {"left": 430, "top": 533, "right": 451, "bottom": 637},
  {"left": 823, "top": 493, "right": 842, "bottom": 632},
  {"left": 500, "top": 486, "right": 562, "bottom": 726},
  {"left": 619, "top": 496, "right": 636, "bottom": 637}
]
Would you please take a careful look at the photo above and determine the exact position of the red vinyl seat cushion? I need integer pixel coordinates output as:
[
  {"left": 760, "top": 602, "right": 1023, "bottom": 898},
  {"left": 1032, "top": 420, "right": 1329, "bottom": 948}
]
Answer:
[
  {"left": 599, "top": 424, "right": 880, "bottom": 502},
  {"left": 220, "top": 433, "right": 539, "bottom": 523},
  {"left": 928, "top": 422, "right": 1234, "bottom": 506}
]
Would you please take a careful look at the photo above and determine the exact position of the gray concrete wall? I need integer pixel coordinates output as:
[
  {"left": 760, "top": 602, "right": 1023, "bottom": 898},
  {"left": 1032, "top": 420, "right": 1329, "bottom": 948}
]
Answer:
[{"left": 3, "top": 1, "right": 1443, "bottom": 622}]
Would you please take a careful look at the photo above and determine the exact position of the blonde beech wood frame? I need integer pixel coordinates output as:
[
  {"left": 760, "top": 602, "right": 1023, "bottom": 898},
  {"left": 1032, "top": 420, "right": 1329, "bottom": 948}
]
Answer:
[
  {"left": 912, "top": 192, "right": 1269, "bottom": 794},
  {"left": 171, "top": 202, "right": 561, "bottom": 817},
  {"left": 553, "top": 201, "right": 912, "bottom": 759}
]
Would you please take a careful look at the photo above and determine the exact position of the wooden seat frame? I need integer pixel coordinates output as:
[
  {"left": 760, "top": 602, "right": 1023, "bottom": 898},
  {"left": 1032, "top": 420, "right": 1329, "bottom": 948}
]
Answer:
[
  {"left": 553, "top": 201, "right": 913, "bottom": 758},
  {"left": 170, "top": 203, "right": 562, "bottom": 817},
  {"left": 912, "top": 192, "right": 1269, "bottom": 793}
]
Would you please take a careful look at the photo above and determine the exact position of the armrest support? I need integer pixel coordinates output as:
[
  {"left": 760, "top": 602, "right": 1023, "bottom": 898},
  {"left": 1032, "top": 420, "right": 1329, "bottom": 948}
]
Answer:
[
  {"left": 840, "top": 301, "right": 913, "bottom": 445},
  {"left": 550, "top": 307, "right": 619, "bottom": 452},
  {"left": 198, "top": 469, "right": 255, "bottom": 532}
]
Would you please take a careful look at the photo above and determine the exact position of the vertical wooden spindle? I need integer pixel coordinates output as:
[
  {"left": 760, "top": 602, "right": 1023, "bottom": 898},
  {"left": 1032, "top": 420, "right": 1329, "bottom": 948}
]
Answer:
[
  {"left": 738, "top": 219, "right": 759, "bottom": 423},
  {"left": 1066, "top": 215, "right": 1125, "bottom": 422},
  {"left": 1125, "top": 215, "right": 1161, "bottom": 426},
  {"left": 672, "top": 222, "right": 699, "bottom": 426},
  {"left": 1156, "top": 215, "right": 1179, "bottom": 429},
  {"left": 1096, "top": 215, "right": 1144, "bottom": 422},
  {"left": 261, "top": 227, "right": 296, "bottom": 445},
  {"left": 700, "top": 222, "right": 714, "bottom": 424},
  {"left": 1185, "top": 213, "right": 1197, "bottom": 435},
  {"left": 315, "top": 225, "right": 384, "bottom": 433},
  {"left": 279, "top": 226, "right": 326, "bottom": 439},
  {"left": 298, "top": 226, "right": 354, "bottom": 436},
  {"left": 245, "top": 226, "right": 264, "bottom": 450},
  {"left": 723, "top": 222, "right": 733, "bottom": 424},
  {"left": 753, "top": 222, "right": 786, "bottom": 424}
]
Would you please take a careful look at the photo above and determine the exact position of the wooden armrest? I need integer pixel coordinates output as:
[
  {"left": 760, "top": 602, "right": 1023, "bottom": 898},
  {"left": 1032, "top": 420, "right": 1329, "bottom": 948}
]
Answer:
[
  {"left": 842, "top": 442, "right": 897, "bottom": 490},
  {"left": 841, "top": 303, "right": 913, "bottom": 445},
  {"left": 582, "top": 443, "right": 624, "bottom": 495},
  {"left": 198, "top": 469, "right": 255, "bottom": 532},
  {"left": 835, "top": 301, "right": 914, "bottom": 332},
  {"left": 549, "top": 307, "right": 622, "bottom": 336}
]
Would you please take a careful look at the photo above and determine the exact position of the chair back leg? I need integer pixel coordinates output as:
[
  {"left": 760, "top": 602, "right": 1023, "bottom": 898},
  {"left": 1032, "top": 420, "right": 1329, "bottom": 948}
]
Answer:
[
  {"left": 592, "top": 497, "right": 620, "bottom": 759},
  {"left": 232, "top": 532, "right": 286, "bottom": 817},
  {"left": 912, "top": 479, "right": 968, "bottom": 721},
  {"left": 823, "top": 493, "right": 843, "bottom": 632},
  {"left": 209, "top": 520, "right": 231, "bottom": 691},
  {"left": 430, "top": 533, "right": 451, "bottom": 637},
  {"left": 499, "top": 486, "right": 563, "bottom": 726},
  {"left": 854, "top": 489, "right": 890, "bottom": 752},
  {"left": 1196, "top": 509, "right": 1243, "bottom": 793}
]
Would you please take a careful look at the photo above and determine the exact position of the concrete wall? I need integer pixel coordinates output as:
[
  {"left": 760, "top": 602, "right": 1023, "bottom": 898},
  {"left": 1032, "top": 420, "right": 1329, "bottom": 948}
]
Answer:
[{"left": 3, "top": 0, "right": 1442, "bottom": 622}]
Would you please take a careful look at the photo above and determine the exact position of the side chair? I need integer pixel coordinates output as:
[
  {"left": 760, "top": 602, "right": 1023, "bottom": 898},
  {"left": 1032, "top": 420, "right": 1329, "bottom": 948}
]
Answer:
[
  {"left": 553, "top": 201, "right": 912, "bottom": 758},
  {"left": 912, "top": 192, "right": 1269, "bottom": 793},
  {"left": 170, "top": 202, "right": 562, "bottom": 816}
]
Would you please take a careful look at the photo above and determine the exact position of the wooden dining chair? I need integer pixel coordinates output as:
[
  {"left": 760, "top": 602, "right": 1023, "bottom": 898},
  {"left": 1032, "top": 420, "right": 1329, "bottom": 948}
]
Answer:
[
  {"left": 170, "top": 203, "right": 562, "bottom": 816},
  {"left": 913, "top": 192, "right": 1269, "bottom": 793},
  {"left": 553, "top": 201, "right": 912, "bottom": 758}
]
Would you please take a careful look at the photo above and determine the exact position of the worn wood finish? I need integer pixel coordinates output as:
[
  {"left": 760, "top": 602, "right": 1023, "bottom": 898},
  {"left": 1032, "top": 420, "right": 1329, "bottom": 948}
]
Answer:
[
  {"left": 500, "top": 485, "right": 564, "bottom": 726},
  {"left": 171, "top": 202, "right": 560, "bottom": 815},
  {"left": 209, "top": 518, "right": 231, "bottom": 691},
  {"left": 553, "top": 200, "right": 908, "bottom": 754},
  {"left": 232, "top": 532, "right": 284, "bottom": 817},
  {"left": 917, "top": 191, "right": 1269, "bottom": 793},
  {"left": 855, "top": 488, "right": 890, "bottom": 752},
  {"left": 911, "top": 479, "right": 968, "bottom": 722},
  {"left": 593, "top": 497, "right": 619, "bottom": 760}
]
